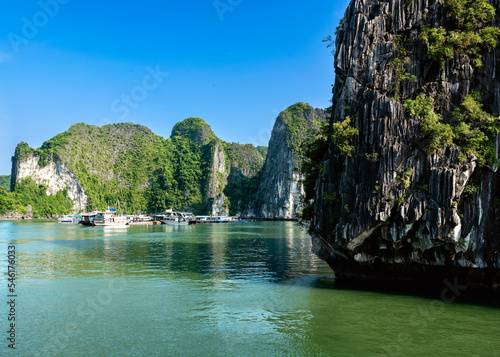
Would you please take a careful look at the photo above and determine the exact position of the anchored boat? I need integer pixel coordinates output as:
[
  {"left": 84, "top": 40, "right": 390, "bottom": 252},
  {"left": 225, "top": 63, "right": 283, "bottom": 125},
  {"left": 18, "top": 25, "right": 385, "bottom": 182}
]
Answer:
[
  {"left": 93, "top": 210, "right": 129, "bottom": 227},
  {"left": 58, "top": 215, "right": 81, "bottom": 223},
  {"left": 161, "top": 211, "right": 192, "bottom": 225}
]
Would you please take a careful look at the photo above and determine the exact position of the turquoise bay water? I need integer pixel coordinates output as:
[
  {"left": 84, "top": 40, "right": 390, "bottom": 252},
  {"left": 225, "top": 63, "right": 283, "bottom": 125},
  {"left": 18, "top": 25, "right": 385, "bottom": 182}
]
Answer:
[{"left": 1, "top": 220, "right": 499, "bottom": 356}]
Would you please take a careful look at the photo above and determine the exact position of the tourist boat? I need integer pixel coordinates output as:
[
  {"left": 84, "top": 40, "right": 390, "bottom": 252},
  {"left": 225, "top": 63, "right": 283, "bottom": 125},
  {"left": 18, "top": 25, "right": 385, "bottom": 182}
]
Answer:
[
  {"left": 232, "top": 219, "right": 249, "bottom": 223},
  {"left": 188, "top": 215, "right": 235, "bottom": 225},
  {"left": 161, "top": 211, "right": 192, "bottom": 225},
  {"left": 79, "top": 212, "right": 98, "bottom": 226},
  {"left": 58, "top": 215, "right": 81, "bottom": 223},
  {"left": 93, "top": 210, "right": 129, "bottom": 227},
  {"left": 127, "top": 215, "right": 154, "bottom": 226}
]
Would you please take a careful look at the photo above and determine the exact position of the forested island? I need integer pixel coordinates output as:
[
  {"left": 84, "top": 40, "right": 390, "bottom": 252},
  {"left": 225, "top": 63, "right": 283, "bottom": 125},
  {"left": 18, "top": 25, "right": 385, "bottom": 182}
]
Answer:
[{"left": 2, "top": 102, "right": 326, "bottom": 219}]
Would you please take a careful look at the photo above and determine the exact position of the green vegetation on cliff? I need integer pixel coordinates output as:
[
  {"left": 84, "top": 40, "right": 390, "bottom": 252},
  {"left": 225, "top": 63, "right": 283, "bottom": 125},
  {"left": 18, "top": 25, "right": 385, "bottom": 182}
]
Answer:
[
  {"left": 11, "top": 103, "right": 324, "bottom": 217},
  {"left": 421, "top": 0, "right": 500, "bottom": 68},
  {"left": 301, "top": 113, "right": 359, "bottom": 221},
  {"left": 0, "top": 187, "right": 25, "bottom": 215},
  {"left": 11, "top": 118, "right": 268, "bottom": 215},
  {"left": 222, "top": 143, "right": 265, "bottom": 215},
  {"left": 224, "top": 143, "right": 266, "bottom": 177},
  {"left": 301, "top": 121, "right": 329, "bottom": 221},
  {"left": 14, "top": 178, "right": 73, "bottom": 216},
  {"left": 169, "top": 135, "right": 205, "bottom": 211},
  {"left": 14, "top": 142, "right": 35, "bottom": 163},
  {"left": 404, "top": 91, "right": 499, "bottom": 166},
  {"left": 41, "top": 122, "right": 176, "bottom": 213},
  {"left": 388, "top": 35, "right": 417, "bottom": 101},
  {"left": 171, "top": 117, "right": 216, "bottom": 145},
  {"left": 0, "top": 175, "right": 10, "bottom": 192},
  {"left": 330, "top": 117, "right": 359, "bottom": 157},
  {"left": 451, "top": 92, "right": 500, "bottom": 166},
  {"left": 404, "top": 94, "right": 454, "bottom": 153},
  {"left": 0, "top": 178, "right": 73, "bottom": 216},
  {"left": 281, "top": 102, "right": 325, "bottom": 163},
  {"left": 256, "top": 146, "right": 268, "bottom": 159}
]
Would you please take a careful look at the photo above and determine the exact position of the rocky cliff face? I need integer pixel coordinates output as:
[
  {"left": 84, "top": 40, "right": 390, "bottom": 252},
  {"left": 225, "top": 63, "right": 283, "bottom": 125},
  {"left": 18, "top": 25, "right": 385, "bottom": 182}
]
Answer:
[
  {"left": 311, "top": 0, "right": 500, "bottom": 287},
  {"left": 249, "top": 103, "right": 327, "bottom": 219},
  {"left": 192, "top": 102, "right": 326, "bottom": 219},
  {"left": 10, "top": 104, "right": 325, "bottom": 217},
  {"left": 170, "top": 118, "right": 266, "bottom": 216},
  {"left": 10, "top": 120, "right": 267, "bottom": 216},
  {"left": 207, "top": 140, "right": 229, "bottom": 216},
  {"left": 11, "top": 154, "right": 87, "bottom": 212}
]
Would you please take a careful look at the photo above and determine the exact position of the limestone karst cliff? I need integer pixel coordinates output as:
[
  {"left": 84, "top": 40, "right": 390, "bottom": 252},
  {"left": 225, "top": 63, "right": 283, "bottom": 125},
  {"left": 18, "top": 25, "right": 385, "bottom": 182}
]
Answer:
[
  {"left": 11, "top": 153, "right": 87, "bottom": 212},
  {"left": 156, "top": 117, "right": 267, "bottom": 216},
  {"left": 10, "top": 121, "right": 265, "bottom": 215},
  {"left": 310, "top": 0, "right": 500, "bottom": 287},
  {"left": 247, "top": 103, "right": 327, "bottom": 219},
  {"left": 10, "top": 103, "right": 323, "bottom": 218}
]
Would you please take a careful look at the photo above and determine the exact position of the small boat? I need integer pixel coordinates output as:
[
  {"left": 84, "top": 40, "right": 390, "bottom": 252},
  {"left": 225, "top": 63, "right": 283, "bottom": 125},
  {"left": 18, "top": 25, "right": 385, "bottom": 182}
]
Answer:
[
  {"left": 202, "top": 216, "right": 231, "bottom": 223},
  {"left": 58, "top": 215, "right": 81, "bottom": 223},
  {"left": 191, "top": 216, "right": 211, "bottom": 224},
  {"left": 214, "top": 216, "right": 231, "bottom": 223}
]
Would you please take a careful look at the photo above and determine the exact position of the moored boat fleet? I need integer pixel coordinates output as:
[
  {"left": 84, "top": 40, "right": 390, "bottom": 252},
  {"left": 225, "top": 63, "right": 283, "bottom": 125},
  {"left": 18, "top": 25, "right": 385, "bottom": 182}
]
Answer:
[{"left": 58, "top": 209, "right": 248, "bottom": 227}]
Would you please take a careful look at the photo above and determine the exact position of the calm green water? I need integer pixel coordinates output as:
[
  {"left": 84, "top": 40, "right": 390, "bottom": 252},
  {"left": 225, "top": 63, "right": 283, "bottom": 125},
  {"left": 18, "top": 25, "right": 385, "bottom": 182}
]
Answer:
[{"left": 1, "top": 220, "right": 499, "bottom": 356}]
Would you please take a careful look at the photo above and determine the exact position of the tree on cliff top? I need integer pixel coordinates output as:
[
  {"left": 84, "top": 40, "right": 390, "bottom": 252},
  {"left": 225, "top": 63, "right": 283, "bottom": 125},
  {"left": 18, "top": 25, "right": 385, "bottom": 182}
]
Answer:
[{"left": 171, "top": 117, "right": 216, "bottom": 146}]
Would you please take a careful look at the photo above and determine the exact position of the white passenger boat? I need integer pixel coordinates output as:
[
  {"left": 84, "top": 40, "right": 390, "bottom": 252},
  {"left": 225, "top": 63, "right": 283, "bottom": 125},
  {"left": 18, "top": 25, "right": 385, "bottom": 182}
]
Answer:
[
  {"left": 128, "top": 215, "right": 155, "bottom": 225},
  {"left": 58, "top": 215, "right": 81, "bottom": 223},
  {"left": 190, "top": 215, "right": 231, "bottom": 224},
  {"left": 161, "top": 211, "right": 192, "bottom": 225},
  {"left": 93, "top": 210, "right": 129, "bottom": 227}
]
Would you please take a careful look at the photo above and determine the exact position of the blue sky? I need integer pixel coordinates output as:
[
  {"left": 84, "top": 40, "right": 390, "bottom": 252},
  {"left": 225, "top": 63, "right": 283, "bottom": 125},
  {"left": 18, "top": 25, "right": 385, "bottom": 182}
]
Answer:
[{"left": 0, "top": 0, "right": 349, "bottom": 174}]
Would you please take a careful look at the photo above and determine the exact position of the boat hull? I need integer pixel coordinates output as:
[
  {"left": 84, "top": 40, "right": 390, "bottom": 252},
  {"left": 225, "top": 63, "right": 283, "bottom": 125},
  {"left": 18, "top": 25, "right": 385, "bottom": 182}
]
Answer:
[
  {"left": 161, "top": 220, "right": 188, "bottom": 225},
  {"left": 94, "top": 222, "right": 129, "bottom": 227},
  {"left": 128, "top": 222, "right": 154, "bottom": 226}
]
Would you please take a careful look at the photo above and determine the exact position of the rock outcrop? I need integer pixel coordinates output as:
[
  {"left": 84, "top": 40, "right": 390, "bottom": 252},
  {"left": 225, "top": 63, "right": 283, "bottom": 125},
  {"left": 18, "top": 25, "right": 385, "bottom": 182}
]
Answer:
[
  {"left": 311, "top": 0, "right": 500, "bottom": 288},
  {"left": 249, "top": 103, "right": 327, "bottom": 219},
  {"left": 11, "top": 153, "right": 87, "bottom": 212},
  {"left": 206, "top": 140, "right": 229, "bottom": 216},
  {"left": 10, "top": 120, "right": 266, "bottom": 216},
  {"left": 170, "top": 118, "right": 266, "bottom": 216},
  {"left": 167, "top": 103, "right": 327, "bottom": 219},
  {"left": 0, "top": 204, "right": 33, "bottom": 220},
  {"left": 10, "top": 104, "right": 326, "bottom": 218}
]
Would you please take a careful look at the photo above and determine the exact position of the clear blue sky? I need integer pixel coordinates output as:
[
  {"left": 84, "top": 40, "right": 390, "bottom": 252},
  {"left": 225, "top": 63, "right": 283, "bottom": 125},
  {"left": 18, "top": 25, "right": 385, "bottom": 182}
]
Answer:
[{"left": 0, "top": 0, "right": 349, "bottom": 174}]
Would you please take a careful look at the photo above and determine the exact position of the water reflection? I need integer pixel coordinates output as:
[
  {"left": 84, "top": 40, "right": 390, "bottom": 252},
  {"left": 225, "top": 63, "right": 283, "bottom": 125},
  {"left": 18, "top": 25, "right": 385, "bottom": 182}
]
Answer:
[
  {"left": 102, "top": 226, "right": 129, "bottom": 237},
  {"left": 11, "top": 221, "right": 329, "bottom": 282},
  {"left": 2, "top": 220, "right": 500, "bottom": 357}
]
